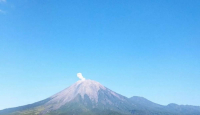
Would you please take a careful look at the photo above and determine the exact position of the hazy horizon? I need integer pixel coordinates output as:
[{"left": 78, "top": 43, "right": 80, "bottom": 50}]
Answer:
[{"left": 0, "top": 0, "right": 200, "bottom": 110}]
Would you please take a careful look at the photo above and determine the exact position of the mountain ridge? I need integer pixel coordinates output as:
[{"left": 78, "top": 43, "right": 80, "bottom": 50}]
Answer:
[{"left": 0, "top": 79, "right": 200, "bottom": 115}]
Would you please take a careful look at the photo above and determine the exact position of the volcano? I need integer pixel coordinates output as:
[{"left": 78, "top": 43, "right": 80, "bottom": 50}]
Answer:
[
  {"left": 0, "top": 79, "right": 200, "bottom": 115},
  {"left": 42, "top": 79, "right": 135, "bottom": 115}
]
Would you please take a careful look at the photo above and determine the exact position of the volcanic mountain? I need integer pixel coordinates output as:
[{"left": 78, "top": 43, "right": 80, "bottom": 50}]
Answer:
[{"left": 1, "top": 79, "right": 200, "bottom": 115}]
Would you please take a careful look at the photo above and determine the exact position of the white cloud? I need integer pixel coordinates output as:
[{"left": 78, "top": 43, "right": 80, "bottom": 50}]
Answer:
[
  {"left": 77, "top": 73, "right": 86, "bottom": 81},
  {"left": 0, "top": 9, "right": 6, "bottom": 14},
  {"left": 0, "top": 0, "right": 7, "bottom": 14},
  {"left": 0, "top": 0, "right": 6, "bottom": 2}
]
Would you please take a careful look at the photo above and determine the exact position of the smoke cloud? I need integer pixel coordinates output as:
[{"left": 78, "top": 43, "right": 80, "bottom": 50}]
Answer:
[{"left": 77, "top": 73, "right": 86, "bottom": 81}]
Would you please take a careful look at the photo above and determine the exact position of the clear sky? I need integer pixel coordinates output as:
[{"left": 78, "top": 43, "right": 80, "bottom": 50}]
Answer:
[{"left": 0, "top": 0, "right": 200, "bottom": 110}]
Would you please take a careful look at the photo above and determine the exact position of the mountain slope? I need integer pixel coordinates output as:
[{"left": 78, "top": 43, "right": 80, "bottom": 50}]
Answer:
[
  {"left": 0, "top": 80, "right": 137, "bottom": 115},
  {"left": 129, "top": 96, "right": 164, "bottom": 110},
  {"left": 129, "top": 96, "right": 200, "bottom": 115},
  {"left": 166, "top": 103, "right": 200, "bottom": 115},
  {"left": 1, "top": 79, "right": 200, "bottom": 115},
  {"left": 42, "top": 80, "right": 136, "bottom": 114}
]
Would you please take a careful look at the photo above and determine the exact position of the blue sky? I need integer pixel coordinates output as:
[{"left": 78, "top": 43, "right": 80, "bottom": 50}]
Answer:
[{"left": 0, "top": 0, "right": 200, "bottom": 110}]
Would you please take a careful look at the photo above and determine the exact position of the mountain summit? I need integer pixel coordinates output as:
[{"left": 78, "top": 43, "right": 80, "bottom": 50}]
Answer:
[
  {"left": 1, "top": 79, "right": 200, "bottom": 115},
  {"left": 44, "top": 80, "right": 127, "bottom": 111},
  {"left": 51, "top": 80, "right": 106, "bottom": 103},
  {"left": 42, "top": 79, "right": 133, "bottom": 114}
]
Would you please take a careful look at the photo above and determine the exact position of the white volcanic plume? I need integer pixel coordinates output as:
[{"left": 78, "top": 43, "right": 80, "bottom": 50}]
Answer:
[{"left": 77, "top": 73, "right": 85, "bottom": 81}]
